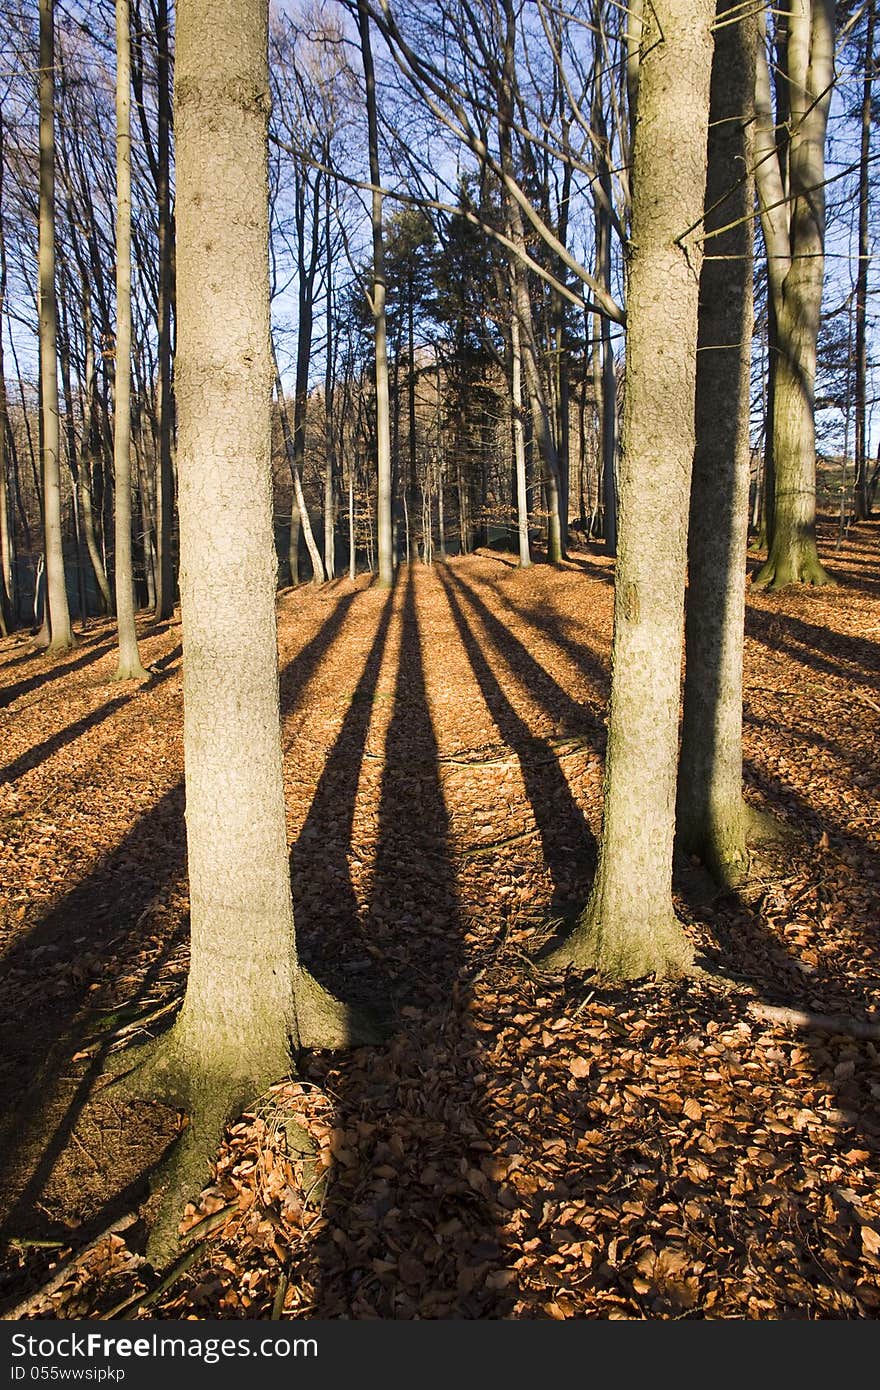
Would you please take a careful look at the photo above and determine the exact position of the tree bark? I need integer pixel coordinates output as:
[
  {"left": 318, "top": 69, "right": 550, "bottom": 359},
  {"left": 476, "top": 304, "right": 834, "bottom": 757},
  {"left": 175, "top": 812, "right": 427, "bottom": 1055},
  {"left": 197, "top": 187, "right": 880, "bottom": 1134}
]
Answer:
[
  {"left": 113, "top": 0, "right": 149, "bottom": 679},
  {"left": 509, "top": 287, "right": 531, "bottom": 568},
  {"left": 154, "top": 0, "right": 177, "bottom": 621},
  {"left": 38, "top": 0, "right": 76, "bottom": 652},
  {"left": 677, "top": 0, "right": 771, "bottom": 884},
  {"left": 358, "top": 0, "right": 393, "bottom": 587},
  {"left": 0, "top": 115, "right": 13, "bottom": 635},
  {"left": 854, "top": 0, "right": 875, "bottom": 521},
  {"left": 123, "top": 0, "right": 360, "bottom": 1263},
  {"left": 544, "top": 0, "right": 714, "bottom": 980},
  {"left": 752, "top": 1, "right": 834, "bottom": 589}
]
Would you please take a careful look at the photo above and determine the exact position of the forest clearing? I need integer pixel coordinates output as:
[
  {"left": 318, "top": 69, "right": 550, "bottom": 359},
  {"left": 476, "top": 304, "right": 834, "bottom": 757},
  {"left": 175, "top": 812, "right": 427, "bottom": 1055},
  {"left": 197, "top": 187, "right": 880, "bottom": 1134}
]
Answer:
[{"left": 0, "top": 525, "right": 878, "bottom": 1321}]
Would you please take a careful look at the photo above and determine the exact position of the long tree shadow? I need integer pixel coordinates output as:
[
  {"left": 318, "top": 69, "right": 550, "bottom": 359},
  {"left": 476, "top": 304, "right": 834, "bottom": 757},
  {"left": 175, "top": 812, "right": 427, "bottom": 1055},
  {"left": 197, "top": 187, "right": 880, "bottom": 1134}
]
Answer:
[
  {"left": 440, "top": 566, "right": 597, "bottom": 919},
  {"left": 279, "top": 589, "right": 361, "bottom": 718},
  {"left": 290, "top": 590, "right": 395, "bottom": 1004},
  {"left": 302, "top": 566, "right": 510, "bottom": 1317},
  {"left": 0, "top": 597, "right": 363, "bottom": 1306},
  {"left": 672, "top": 728, "right": 880, "bottom": 1304},
  {"left": 745, "top": 607, "right": 880, "bottom": 690},
  {"left": 0, "top": 649, "right": 183, "bottom": 784},
  {"left": 0, "top": 782, "right": 189, "bottom": 1250},
  {"left": 0, "top": 637, "right": 119, "bottom": 710},
  {"left": 451, "top": 567, "right": 606, "bottom": 748},
  {"left": 480, "top": 575, "right": 611, "bottom": 701}
]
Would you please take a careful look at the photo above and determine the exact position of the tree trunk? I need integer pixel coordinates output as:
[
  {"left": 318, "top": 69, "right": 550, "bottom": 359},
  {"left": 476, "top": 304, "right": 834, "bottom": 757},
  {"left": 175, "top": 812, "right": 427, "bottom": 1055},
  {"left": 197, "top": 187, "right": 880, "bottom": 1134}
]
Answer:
[
  {"left": 324, "top": 189, "right": 336, "bottom": 580},
  {"left": 358, "top": 0, "right": 393, "bottom": 588},
  {"left": 154, "top": 0, "right": 176, "bottom": 621},
  {"left": 677, "top": 0, "right": 769, "bottom": 884},
  {"left": 38, "top": 0, "right": 75, "bottom": 652},
  {"left": 113, "top": 0, "right": 148, "bottom": 680},
  {"left": 752, "top": 1, "right": 834, "bottom": 589},
  {"left": 509, "top": 289, "right": 531, "bottom": 568},
  {"left": 124, "top": 0, "right": 373, "bottom": 1265},
  {"left": 853, "top": 0, "right": 874, "bottom": 521},
  {"left": 544, "top": 0, "right": 714, "bottom": 980},
  {"left": 0, "top": 117, "right": 13, "bottom": 635},
  {"left": 78, "top": 297, "right": 112, "bottom": 613},
  {"left": 273, "top": 357, "right": 324, "bottom": 585}
]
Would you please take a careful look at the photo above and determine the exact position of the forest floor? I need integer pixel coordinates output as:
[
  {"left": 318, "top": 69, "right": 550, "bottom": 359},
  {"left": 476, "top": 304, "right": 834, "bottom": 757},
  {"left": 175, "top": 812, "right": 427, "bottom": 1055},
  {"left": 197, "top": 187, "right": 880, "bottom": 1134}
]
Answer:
[{"left": 0, "top": 520, "right": 878, "bottom": 1320}]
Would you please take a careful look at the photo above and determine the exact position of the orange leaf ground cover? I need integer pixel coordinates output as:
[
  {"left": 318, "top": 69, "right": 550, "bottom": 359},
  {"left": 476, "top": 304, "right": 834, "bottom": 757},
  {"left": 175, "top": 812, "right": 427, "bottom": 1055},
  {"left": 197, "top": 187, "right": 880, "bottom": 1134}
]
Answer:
[{"left": 0, "top": 522, "right": 878, "bottom": 1319}]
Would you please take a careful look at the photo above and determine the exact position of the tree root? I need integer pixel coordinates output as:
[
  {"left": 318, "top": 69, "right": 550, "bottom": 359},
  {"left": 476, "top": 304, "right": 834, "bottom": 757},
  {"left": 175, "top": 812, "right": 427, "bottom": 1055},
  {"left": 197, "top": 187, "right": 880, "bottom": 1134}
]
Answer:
[
  {"left": 751, "top": 550, "right": 835, "bottom": 590},
  {"left": 748, "top": 1002, "right": 880, "bottom": 1040},
  {"left": 294, "top": 967, "right": 390, "bottom": 1048},
  {"left": 745, "top": 803, "right": 795, "bottom": 845},
  {"left": 537, "top": 910, "right": 693, "bottom": 982}
]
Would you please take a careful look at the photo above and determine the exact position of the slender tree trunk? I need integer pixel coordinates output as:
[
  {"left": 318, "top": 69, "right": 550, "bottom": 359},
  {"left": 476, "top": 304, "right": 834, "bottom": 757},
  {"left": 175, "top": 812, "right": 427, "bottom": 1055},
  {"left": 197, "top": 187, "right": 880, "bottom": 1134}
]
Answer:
[
  {"left": 753, "top": 1, "right": 834, "bottom": 588},
  {"left": 154, "top": 0, "right": 176, "bottom": 620},
  {"left": 348, "top": 468, "right": 355, "bottom": 581},
  {"left": 38, "top": 0, "right": 75, "bottom": 652},
  {"left": 510, "top": 291, "right": 531, "bottom": 568},
  {"left": 591, "top": 2, "right": 618, "bottom": 554},
  {"left": 854, "top": 0, "right": 875, "bottom": 521},
  {"left": 0, "top": 117, "right": 13, "bottom": 634},
  {"left": 324, "top": 192, "right": 336, "bottom": 580},
  {"left": 57, "top": 306, "right": 88, "bottom": 626},
  {"left": 358, "top": 0, "right": 393, "bottom": 587},
  {"left": 113, "top": 0, "right": 148, "bottom": 678},
  {"left": 499, "top": 0, "right": 563, "bottom": 564},
  {"left": 544, "top": 0, "right": 714, "bottom": 980},
  {"left": 78, "top": 296, "right": 112, "bottom": 612},
  {"left": 677, "top": 0, "right": 773, "bottom": 884},
  {"left": 273, "top": 354, "right": 324, "bottom": 584}
]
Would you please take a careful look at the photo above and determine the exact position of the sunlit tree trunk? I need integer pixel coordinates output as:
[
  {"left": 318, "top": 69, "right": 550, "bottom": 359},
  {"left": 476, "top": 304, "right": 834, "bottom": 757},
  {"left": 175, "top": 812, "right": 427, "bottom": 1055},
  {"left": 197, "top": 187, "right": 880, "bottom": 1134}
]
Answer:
[
  {"left": 38, "top": 0, "right": 75, "bottom": 652},
  {"left": 125, "top": 0, "right": 376, "bottom": 1264},
  {"left": 0, "top": 116, "right": 13, "bottom": 635},
  {"left": 545, "top": 0, "right": 714, "bottom": 980},
  {"left": 677, "top": 0, "right": 772, "bottom": 884},
  {"left": 753, "top": 1, "right": 834, "bottom": 588},
  {"left": 854, "top": 0, "right": 875, "bottom": 521},
  {"left": 154, "top": 0, "right": 176, "bottom": 620},
  {"left": 358, "top": 0, "right": 393, "bottom": 587},
  {"left": 113, "top": 0, "right": 148, "bottom": 679},
  {"left": 509, "top": 287, "right": 531, "bottom": 568}
]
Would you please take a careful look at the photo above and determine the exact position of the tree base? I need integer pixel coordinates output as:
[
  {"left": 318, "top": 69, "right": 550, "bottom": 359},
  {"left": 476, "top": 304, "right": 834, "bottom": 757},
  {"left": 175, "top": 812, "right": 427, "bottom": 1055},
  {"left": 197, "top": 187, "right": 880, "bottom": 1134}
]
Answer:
[
  {"left": 113, "top": 661, "right": 150, "bottom": 682},
  {"left": 538, "top": 903, "right": 693, "bottom": 982},
  {"left": 751, "top": 547, "right": 834, "bottom": 590},
  {"left": 112, "top": 1026, "right": 295, "bottom": 1268}
]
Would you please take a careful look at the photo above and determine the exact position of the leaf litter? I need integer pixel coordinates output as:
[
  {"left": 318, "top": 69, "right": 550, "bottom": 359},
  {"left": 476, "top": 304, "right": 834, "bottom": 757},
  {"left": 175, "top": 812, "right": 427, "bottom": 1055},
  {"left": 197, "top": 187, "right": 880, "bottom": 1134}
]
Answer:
[{"left": 0, "top": 521, "right": 878, "bottom": 1319}]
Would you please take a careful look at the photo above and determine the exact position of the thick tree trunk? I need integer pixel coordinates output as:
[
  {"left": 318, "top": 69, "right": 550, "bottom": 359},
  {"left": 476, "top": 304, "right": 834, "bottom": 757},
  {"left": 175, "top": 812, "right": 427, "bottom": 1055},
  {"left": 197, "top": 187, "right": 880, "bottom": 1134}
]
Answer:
[
  {"left": 123, "top": 0, "right": 327, "bottom": 1263},
  {"left": 753, "top": 1, "right": 834, "bottom": 589},
  {"left": 113, "top": 0, "right": 148, "bottom": 680},
  {"left": 38, "top": 0, "right": 75, "bottom": 652},
  {"left": 544, "top": 0, "right": 714, "bottom": 980},
  {"left": 677, "top": 0, "right": 769, "bottom": 884}
]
